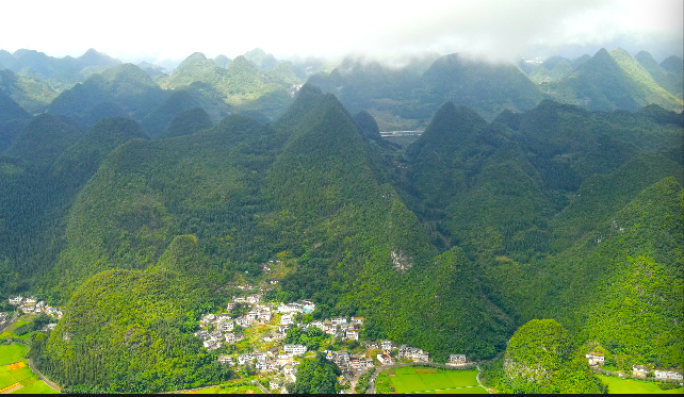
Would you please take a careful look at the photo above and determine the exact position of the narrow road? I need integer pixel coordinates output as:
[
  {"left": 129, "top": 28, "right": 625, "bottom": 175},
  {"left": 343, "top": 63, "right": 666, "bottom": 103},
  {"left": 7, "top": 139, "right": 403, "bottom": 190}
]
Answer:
[
  {"left": 0, "top": 313, "right": 19, "bottom": 334},
  {"left": 253, "top": 381, "right": 271, "bottom": 394},
  {"left": 28, "top": 359, "right": 61, "bottom": 393}
]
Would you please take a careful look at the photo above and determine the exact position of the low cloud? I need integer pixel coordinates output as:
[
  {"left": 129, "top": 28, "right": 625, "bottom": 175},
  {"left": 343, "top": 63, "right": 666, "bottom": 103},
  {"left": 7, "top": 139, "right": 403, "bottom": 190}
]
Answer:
[{"left": 1, "top": 0, "right": 681, "bottom": 65}]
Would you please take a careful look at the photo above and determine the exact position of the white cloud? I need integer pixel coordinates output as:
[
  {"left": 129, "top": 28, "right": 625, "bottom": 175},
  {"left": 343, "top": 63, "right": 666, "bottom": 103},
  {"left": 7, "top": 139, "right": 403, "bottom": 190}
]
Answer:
[{"left": 1, "top": 0, "right": 681, "bottom": 64}]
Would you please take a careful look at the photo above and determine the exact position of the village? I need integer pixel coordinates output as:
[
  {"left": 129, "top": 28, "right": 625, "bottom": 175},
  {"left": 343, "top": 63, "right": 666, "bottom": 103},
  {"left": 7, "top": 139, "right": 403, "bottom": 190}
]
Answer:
[
  {"left": 6, "top": 295, "right": 65, "bottom": 319},
  {"left": 193, "top": 289, "right": 470, "bottom": 394}
]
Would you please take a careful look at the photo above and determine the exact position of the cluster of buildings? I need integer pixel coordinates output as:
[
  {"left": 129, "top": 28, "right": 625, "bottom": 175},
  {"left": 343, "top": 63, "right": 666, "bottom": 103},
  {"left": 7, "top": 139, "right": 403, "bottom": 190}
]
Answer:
[
  {"left": 7, "top": 296, "right": 64, "bottom": 318},
  {"left": 194, "top": 313, "right": 242, "bottom": 350},
  {"left": 587, "top": 351, "right": 682, "bottom": 382},
  {"left": 326, "top": 350, "right": 374, "bottom": 369},
  {"left": 300, "top": 316, "right": 363, "bottom": 341},
  {"left": 196, "top": 293, "right": 474, "bottom": 393},
  {"left": 632, "top": 365, "right": 683, "bottom": 381}
]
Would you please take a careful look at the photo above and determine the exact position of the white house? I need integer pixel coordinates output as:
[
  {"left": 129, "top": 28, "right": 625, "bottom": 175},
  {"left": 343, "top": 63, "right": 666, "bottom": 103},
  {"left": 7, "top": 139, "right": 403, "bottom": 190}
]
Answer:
[
  {"left": 449, "top": 354, "right": 467, "bottom": 364},
  {"left": 225, "top": 333, "right": 244, "bottom": 344},
  {"left": 632, "top": 365, "right": 650, "bottom": 379},
  {"left": 586, "top": 352, "right": 605, "bottom": 366},
  {"left": 8, "top": 297, "right": 23, "bottom": 305},
  {"left": 344, "top": 329, "right": 359, "bottom": 341},
  {"left": 284, "top": 344, "right": 307, "bottom": 355},
  {"left": 381, "top": 340, "right": 394, "bottom": 351},
  {"left": 655, "top": 370, "right": 683, "bottom": 381},
  {"left": 280, "top": 314, "right": 294, "bottom": 327},
  {"left": 398, "top": 346, "right": 429, "bottom": 363},
  {"left": 377, "top": 353, "right": 393, "bottom": 365},
  {"left": 238, "top": 353, "right": 254, "bottom": 365}
]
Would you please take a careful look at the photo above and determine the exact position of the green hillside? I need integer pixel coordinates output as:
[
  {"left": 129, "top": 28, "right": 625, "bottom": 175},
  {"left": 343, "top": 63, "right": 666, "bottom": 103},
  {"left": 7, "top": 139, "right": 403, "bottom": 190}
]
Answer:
[
  {"left": 549, "top": 48, "right": 683, "bottom": 112},
  {"left": 497, "top": 319, "right": 605, "bottom": 394},
  {"left": 161, "top": 108, "right": 214, "bottom": 138},
  {"left": 4, "top": 114, "right": 85, "bottom": 171},
  {"left": 141, "top": 90, "right": 201, "bottom": 137},
  {"left": 422, "top": 53, "right": 546, "bottom": 120},
  {"left": 659, "top": 56, "right": 683, "bottom": 75},
  {"left": 41, "top": 236, "right": 230, "bottom": 393},
  {"left": 48, "top": 63, "right": 168, "bottom": 125},
  {"left": 0, "top": 69, "right": 58, "bottom": 113},
  {"left": 635, "top": 51, "right": 683, "bottom": 99},
  {"left": 160, "top": 53, "right": 297, "bottom": 121},
  {"left": 0, "top": 88, "right": 30, "bottom": 123},
  {"left": 49, "top": 116, "right": 150, "bottom": 201}
]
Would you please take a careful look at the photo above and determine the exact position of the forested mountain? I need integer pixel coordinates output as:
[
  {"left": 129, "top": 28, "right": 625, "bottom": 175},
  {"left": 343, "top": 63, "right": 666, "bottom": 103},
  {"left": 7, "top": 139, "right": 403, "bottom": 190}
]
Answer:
[
  {"left": 636, "top": 51, "right": 684, "bottom": 99},
  {"left": 0, "top": 69, "right": 58, "bottom": 113},
  {"left": 548, "top": 48, "right": 683, "bottom": 112},
  {"left": 0, "top": 48, "right": 120, "bottom": 90},
  {"left": 47, "top": 64, "right": 168, "bottom": 126},
  {"left": 0, "top": 45, "right": 682, "bottom": 394}
]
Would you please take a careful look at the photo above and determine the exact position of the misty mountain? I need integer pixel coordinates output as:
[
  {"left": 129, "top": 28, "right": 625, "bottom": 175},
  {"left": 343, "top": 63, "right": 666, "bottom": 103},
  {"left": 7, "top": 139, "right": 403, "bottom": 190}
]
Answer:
[
  {"left": 243, "top": 48, "right": 277, "bottom": 70},
  {"left": 48, "top": 63, "right": 168, "bottom": 126},
  {"left": 548, "top": 48, "right": 683, "bottom": 112},
  {"left": 0, "top": 69, "right": 58, "bottom": 113},
  {"left": 636, "top": 51, "right": 684, "bottom": 99}
]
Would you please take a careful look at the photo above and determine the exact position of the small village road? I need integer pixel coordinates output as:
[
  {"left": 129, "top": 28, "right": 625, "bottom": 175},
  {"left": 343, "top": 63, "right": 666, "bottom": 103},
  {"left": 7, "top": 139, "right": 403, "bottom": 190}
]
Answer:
[
  {"left": 0, "top": 313, "right": 19, "bottom": 334},
  {"left": 28, "top": 359, "right": 61, "bottom": 393},
  {"left": 254, "top": 381, "right": 271, "bottom": 394}
]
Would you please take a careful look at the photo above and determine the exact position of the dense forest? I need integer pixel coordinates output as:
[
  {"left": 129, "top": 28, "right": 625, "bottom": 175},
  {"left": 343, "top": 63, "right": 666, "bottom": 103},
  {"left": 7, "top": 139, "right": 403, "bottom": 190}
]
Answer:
[{"left": 0, "top": 45, "right": 682, "bottom": 393}]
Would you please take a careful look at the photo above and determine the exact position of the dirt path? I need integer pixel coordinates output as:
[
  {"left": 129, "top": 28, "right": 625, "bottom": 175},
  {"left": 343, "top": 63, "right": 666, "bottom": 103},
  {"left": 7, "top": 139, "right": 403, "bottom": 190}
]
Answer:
[{"left": 28, "top": 359, "right": 61, "bottom": 393}]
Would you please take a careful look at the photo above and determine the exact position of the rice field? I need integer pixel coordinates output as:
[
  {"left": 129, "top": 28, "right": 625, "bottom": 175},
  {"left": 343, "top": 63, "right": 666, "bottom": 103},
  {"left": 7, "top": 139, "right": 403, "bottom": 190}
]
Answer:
[
  {"left": 598, "top": 375, "right": 684, "bottom": 394},
  {"left": 376, "top": 366, "right": 488, "bottom": 394},
  {"left": 0, "top": 344, "right": 59, "bottom": 394}
]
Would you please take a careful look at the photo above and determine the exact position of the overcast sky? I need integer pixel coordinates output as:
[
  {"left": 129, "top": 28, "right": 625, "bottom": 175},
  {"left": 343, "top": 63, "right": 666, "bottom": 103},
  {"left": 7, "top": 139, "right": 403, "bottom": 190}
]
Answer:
[{"left": 2, "top": 0, "right": 682, "bottom": 65}]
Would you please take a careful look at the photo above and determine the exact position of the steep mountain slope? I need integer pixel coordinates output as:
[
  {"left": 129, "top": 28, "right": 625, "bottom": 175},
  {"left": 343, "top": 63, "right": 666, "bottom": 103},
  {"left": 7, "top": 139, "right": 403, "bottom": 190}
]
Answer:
[
  {"left": 8, "top": 48, "right": 120, "bottom": 89},
  {"left": 42, "top": 236, "right": 229, "bottom": 393},
  {"left": 660, "top": 55, "right": 684, "bottom": 75},
  {"left": 48, "top": 64, "right": 168, "bottom": 125},
  {"left": 422, "top": 53, "right": 546, "bottom": 120},
  {"left": 161, "top": 53, "right": 296, "bottom": 120},
  {"left": 549, "top": 48, "right": 683, "bottom": 112},
  {"left": 0, "top": 88, "right": 30, "bottom": 123},
  {"left": 4, "top": 114, "right": 85, "bottom": 171},
  {"left": 160, "top": 108, "right": 214, "bottom": 139},
  {"left": 213, "top": 54, "right": 231, "bottom": 68},
  {"left": 46, "top": 89, "right": 510, "bottom": 372},
  {"left": 498, "top": 319, "right": 604, "bottom": 394},
  {"left": 243, "top": 48, "right": 277, "bottom": 70},
  {"left": 140, "top": 91, "right": 201, "bottom": 137},
  {"left": 0, "top": 69, "right": 58, "bottom": 113},
  {"left": 635, "top": 51, "right": 684, "bottom": 99},
  {"left": 49, "top": 117, "right": 150, "bottom": 202}
]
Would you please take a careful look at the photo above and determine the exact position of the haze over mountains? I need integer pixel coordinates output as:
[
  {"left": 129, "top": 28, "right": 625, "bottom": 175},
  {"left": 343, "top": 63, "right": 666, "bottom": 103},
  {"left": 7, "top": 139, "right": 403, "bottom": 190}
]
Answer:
[{"left": 0, "top": 42, "right": 682, "bottom": 394}]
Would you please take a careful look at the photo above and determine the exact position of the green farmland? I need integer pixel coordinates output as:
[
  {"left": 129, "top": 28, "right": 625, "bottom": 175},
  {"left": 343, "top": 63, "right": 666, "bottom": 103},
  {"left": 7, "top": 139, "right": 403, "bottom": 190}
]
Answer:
[
  {"left": 599, "top": 375, "right": 684, "bottom": 394},
  {"left": 376, "top": 367, "right": 488, "bottom": 394},
  {"left": 0, "top": 343, "right": 59, "bottom": 394}
]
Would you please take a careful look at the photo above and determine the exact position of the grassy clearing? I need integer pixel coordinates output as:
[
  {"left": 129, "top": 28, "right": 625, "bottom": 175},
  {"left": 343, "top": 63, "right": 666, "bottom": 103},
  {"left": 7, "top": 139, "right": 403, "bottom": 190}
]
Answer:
[
  {"left": 599, "top": 375, "right": 684, "bottom": 394},
  {"left": 0, "top": 344, "right": 29, "bottom": 366},
  {"left": 376, "top": 367, "right": 488, "bottom": 394}
]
